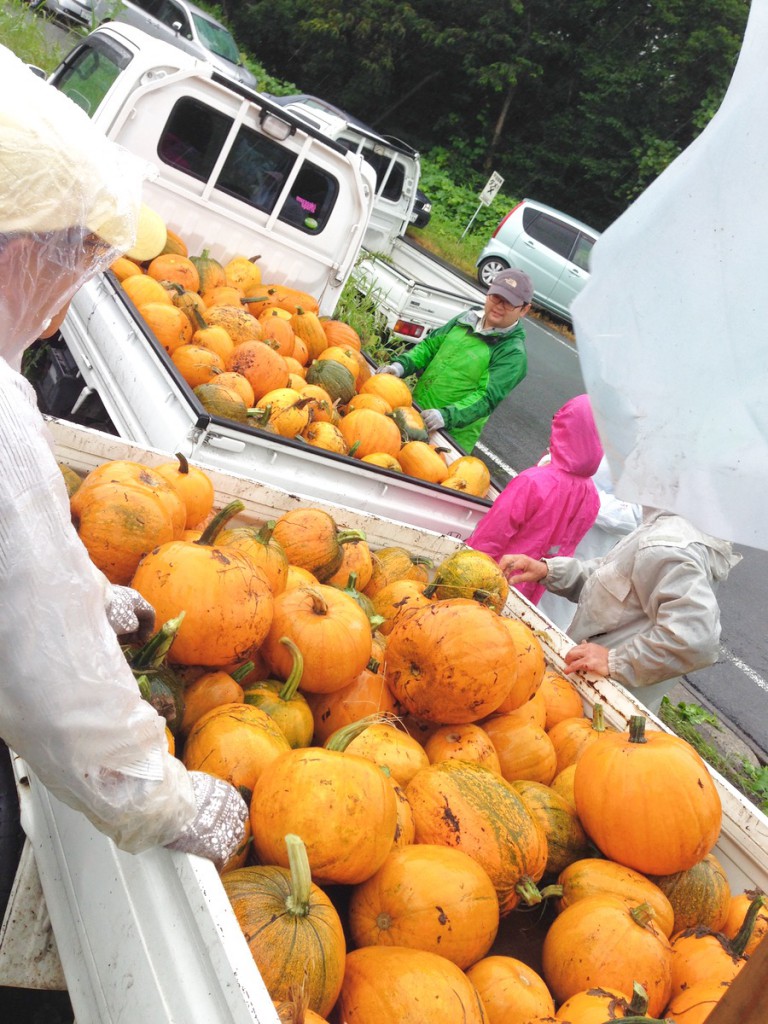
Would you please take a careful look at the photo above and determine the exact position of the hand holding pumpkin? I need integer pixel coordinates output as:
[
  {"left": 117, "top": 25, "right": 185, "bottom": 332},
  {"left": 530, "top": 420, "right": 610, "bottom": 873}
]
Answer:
[{"left": 165, "top": 771, "right": 248, "bottom": 871}]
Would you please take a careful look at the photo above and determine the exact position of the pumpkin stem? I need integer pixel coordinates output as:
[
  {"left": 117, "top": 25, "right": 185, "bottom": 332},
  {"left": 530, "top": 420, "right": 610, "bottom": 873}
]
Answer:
[
  {"left": 536, "top": 884, "right": 563, "bottom": 901},
  {"left": 230, "top": 660, "right": 255, "bottom": 684},
  {"left": 257, "top": 520, "right": 277, "bottom": 544},
  {"left": 628, "top": 715, "right": 648, "bottom": 744},
  {"left": 305, "top": 587, "right": 329, "bottom": 617},
  {"left": 325, "top": 712, "right": 399, "bottom": 752},
  {"left": 367, "top": 658, "right": 381, "bottom": 673},
  {"left": 627, "top": 982, "right": 650, "bottom": 1016},
  {"left": 174, "top": 452, "right": 190, "bottom": 476},
  {"left": 240, "top": 293, "right": 270, "bottom": 303},
  {"left": 129, "top": 613, "right": 186, "bottom": 670},
  {"left": 730, "top": 892, "right": 766, "bottom": 957},
  {"left": 592, "top": 702, "right": 607, "bottom": 733},
  {"left": 277, "top": 638, "right": 305, "bottom": 702},
  {"left": 628, "top": 901, "right": 656, "bottom": 929},
  {"left": 337, "top": 529, "right": 367, "bottom": 545},
  {"left": 515, "top": 875, "right": 545, "bottom": 906},
  {"left": 196, "top": 500, "right": 245, "bottom": 545},
  {"left": 283, "top": 833, "right": 312, "bottom": 917}
]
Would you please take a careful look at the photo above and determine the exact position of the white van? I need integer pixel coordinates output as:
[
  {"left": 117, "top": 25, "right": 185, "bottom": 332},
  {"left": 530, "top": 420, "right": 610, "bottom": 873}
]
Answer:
[{"left": 476, "top": 198, "right": 600, "bottom": 322}]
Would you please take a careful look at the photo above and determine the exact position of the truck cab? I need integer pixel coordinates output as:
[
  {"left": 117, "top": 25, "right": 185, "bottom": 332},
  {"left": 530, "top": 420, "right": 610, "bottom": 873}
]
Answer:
[{"left": 266, "top": 93, "right": 421, "bottom": 254}]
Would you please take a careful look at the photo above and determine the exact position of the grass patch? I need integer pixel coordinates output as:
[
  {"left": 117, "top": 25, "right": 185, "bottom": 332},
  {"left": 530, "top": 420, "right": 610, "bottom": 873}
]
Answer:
[
  {"left": 0, "top": 0, "right": 68, "bottom": 69},
  {"left": 659, "top": 697, "right": 768, "bottom": 814}
]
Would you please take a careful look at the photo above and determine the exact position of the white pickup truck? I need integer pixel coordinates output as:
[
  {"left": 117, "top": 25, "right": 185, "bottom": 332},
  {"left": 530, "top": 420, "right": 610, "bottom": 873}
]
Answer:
[
  {"left": 268, "top": 92, "right": 486, "bottom": 346},
  {"left": 41, "top": 22, "right": 496, "bottom": 540},
  {"left": 2, "top": 420, "right": 767, "bottom": 1022}
]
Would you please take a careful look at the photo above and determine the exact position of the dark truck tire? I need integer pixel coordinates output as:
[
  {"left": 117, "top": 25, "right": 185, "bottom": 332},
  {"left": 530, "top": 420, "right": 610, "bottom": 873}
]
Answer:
[{"left": 0, "top": 740, "right": 24, "bottom": 925}]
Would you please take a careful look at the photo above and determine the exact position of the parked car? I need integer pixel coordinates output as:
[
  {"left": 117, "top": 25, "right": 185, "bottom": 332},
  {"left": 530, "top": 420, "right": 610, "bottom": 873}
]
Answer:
[
  {"left": 410, "top": 188, "right": 432, "bottom": 229},
  {"left": 476, "top": 198, "right": 600, "bottom": 322},
  {"left": 42, "top": 0, "right": 94, "bottom": 27},
  {"left": 99, "top": 0, "right": 257, "bottom": 88}
]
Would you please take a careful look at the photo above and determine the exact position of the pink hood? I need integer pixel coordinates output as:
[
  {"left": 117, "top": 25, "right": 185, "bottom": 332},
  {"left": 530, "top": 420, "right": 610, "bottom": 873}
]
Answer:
[{"left": 467, "top": 394, "right": 603, "bottom": 603}]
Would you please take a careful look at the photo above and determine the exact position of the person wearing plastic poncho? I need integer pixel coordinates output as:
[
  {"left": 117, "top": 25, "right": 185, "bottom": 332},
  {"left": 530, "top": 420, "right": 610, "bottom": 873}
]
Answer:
[
  {"left": 500, "top": 511, "right": 742, "bottom": 714},
  {"left": 0, "top": 46, "right": 246, "bottom": 867}
]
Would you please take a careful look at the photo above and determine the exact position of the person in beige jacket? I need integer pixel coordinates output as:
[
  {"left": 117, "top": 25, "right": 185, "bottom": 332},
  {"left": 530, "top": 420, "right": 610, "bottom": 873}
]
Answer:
[{"left": 501, "top": 508, "right": 741, "bottom": 713}]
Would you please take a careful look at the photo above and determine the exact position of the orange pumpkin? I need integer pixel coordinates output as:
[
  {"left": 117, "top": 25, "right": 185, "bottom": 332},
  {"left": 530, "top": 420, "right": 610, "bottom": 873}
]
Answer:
[
  {"left": 227, "top": 340, "right": 289, "bottom": 401},
  {"left": 153, "top": 452, "right": 215, "bottom": 530},
  {"left": 242, "top": 638, "right": 315, "bottom": 749},
  {"left": 204, "top": 303, "right": 261, "bottom": 345},
  {"left": 369, "top": 578, "right": 432, "bottom": 636},
  {"left": 262, "top": 584, "right": 372, "bottom": 694},
  {"left": 360, "top": 373, "right": 412, "bottom": 408},
  {"left": 322, "top": 318, "right": 361, "bottom": 350},
  {"left": 290, "top": 307, "right": 327, "bottom": 360},
  {"left": 178, "top": 662, "right": 249, "bottom": 737},
  {"left": 131, "top": 500, "right": 274, "bottom": 666},
  {"left": 272, "top": 507, "right": 363, "bottom": 582},
  {"left": 397, "top": 440, "right": 450, "bottom": 482},
  {"left": 192, "top": 324, "right": 235, "bottom": 363},
  {"left": 482, "top": 715, "right": 558, "bottom": 785},
  {"left": 260, "top": 311, "right": 296, "bottom": 358},
  {"left": 547, "top": 702, "right": 615, "bottom": 775},
  {"left": 217, "top": 519, "right": 289, "bottom": 596},
  {"left": 223, "top": 254, "right": 262, "bottom": 295},
  {"left": 72, "top": 459, "right": 186, "bottom": 537},
  {"left": 721, "top": 889, "right": 768, "bottom": 955},
  {"left": 361, "top": 452, "right": 402, "bottom": 471},
  {"left": 301, "top": 420, "right": 349, "bottom": 454},
  {"left": 423, "top": 723, "right": 501, "bottom": 774},
  {"left": 554, "top": 857, "right": 676, "bottom": 938},
  {"left": 539, "top": 668, "right": 585, "bottom": 729},
  {"left": 147, "top": 252, "right": 200, "bottom": 292},
  {"left": 122, "top": 272, "right": 173, "bottom": 308},
  {"left": 182, "top": 701, "right": 290, "bottom": 798},
  {"left": 406, "top": 760, "right": 548, "bottom": 915},
  {"left": 317, "top": 345, "right": 360, "bottom": 381},
  {"left": 346, "top": 392, "right": 392, "bottom": 415},
  {"left": 348, "top": 844, "right": 499, "bottom": 968},
  {"left": 222, "top": 834, "right": 345, "bottom": 1016},
  {"left": 385, "top": 600, "right": 517, "bottom": 724},
  {"left": 110, "top": 256, "right": 144, "bottom": 281},
  {"left": 339, "top": 408, "right": 402, "bottom": 459},
  {"left": 554, "top": 986, "right": 642, "bottom": 1022},
  {"left": 441, "top": 455, "right": 492, "bottom": 498},
  {"left": 250, "top": 746, "right": 398, "bottom": 885},
  {"left": 363, "top": 546, "right": 432, "bottom": 598},
  {"left": 141, "top": 302, "right": 194, "bottom": 353},
  {"left": 467, "top": 956, "right": 555, "bottom": 1024},
  {"left": 210, "top": 370, "right": 254, "bottom": 407},
  {"left": 254, "top": 387, "right": 312, "bottom": 436},
  {"left": 574, "top": 715, "right": 723, "bottom": 875},
  {"left": 172, "top": 342, "right": 225, "bottom": 387},
  {"left": 669, "top": 921, "right": 750, "bottom": 999},
  {"left": 305, "top": 662, "right": 400, "bottom": 744},
  {"left": 325, "top": 717, "right": 429, "bottom": 787},
  {"left": 494, "top": 618, "right": 546, "bottom": 712},
  {"left": 335, "top": 946, "right": 490, "bottom": 1023},
  {"left": 664, "top": 979, "right": 732, "bottom": 1024},
  {"left": 503, "top": 687, "right": 548, "bottom": 729},
  {"left": 324, "top": 537, "right": 374, "bottom": 590},
  {"left": 541, "top": 895, "right": 673, "bottom": 1015}
]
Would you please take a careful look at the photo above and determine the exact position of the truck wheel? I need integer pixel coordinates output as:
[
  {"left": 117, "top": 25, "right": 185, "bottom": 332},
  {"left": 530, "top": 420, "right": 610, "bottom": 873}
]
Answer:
[
  {"left": 0, "top": 740, "right": 24, "bottom": 924},
  {"left": 477, "top": 256, "right": 509, "bottom": 289}
]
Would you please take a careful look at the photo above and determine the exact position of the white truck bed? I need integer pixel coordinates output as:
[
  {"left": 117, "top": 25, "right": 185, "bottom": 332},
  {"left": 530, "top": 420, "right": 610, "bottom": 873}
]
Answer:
[{"left": 3, "top": 420, "right": 767, "bottom": 1022}]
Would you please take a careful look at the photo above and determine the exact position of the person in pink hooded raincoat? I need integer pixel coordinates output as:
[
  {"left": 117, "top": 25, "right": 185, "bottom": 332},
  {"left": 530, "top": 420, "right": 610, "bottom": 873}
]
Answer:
[{"left": 466, "top": 393, "right": 603, "bottom": 604}]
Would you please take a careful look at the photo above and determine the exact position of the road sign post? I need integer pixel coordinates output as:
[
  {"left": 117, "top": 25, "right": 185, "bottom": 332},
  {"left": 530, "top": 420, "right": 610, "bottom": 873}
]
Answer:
[{"left": 462, "top": 171, "right": 505, "bottom": 238}]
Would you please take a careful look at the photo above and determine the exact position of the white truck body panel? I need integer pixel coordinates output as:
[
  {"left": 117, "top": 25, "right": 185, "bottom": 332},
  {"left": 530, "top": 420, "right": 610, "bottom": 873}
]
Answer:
[
  {"left": 50, "top": 24, "right": 497, "bottom": 539},
  {"left": 356, "top": 236, "right": 486, "bottom": 344},
  {"left": 2, "top": 420, "right": 766, "bottom": 1022}
]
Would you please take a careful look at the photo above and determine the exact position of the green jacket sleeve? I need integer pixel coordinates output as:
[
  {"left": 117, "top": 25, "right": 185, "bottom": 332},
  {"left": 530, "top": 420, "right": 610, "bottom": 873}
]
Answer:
[
  {"left": 442, "top": 335, "right": 528, "bottom": 431},
  {"left": 395, "top": 316, "right": 459, "bottom": 377}
]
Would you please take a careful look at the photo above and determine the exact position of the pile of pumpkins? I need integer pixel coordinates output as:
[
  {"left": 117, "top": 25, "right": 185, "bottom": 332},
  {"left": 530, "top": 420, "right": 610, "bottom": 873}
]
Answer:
[
  {"left": 64, "top": 456, "right": 766, "bottom": 1024},
  {"left": 110, "top": 231, "right": 491, "bottom": 498}
]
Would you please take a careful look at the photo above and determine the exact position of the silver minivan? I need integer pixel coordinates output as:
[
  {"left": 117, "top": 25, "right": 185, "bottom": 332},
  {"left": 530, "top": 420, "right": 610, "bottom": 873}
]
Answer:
[
  {"left": 476, "top": 198, "right": 600, "bottom": 322},
  {"left": 98, "top": 0, "right": 257, "bottom": 88}
]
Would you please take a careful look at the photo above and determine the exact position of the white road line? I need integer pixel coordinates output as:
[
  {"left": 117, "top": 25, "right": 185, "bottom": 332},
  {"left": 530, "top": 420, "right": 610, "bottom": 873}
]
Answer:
[
  {"left": 719, "top": 645, "right": 768, "bottom": 692},
  {"left": 475, "top": 441, "right": 517, "bottom": 477}
]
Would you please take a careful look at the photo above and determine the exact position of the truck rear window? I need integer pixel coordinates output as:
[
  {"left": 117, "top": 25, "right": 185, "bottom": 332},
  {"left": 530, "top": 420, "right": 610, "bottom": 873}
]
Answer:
[{"left": 158, "top": 97, "right": 338, "bottom": 233}]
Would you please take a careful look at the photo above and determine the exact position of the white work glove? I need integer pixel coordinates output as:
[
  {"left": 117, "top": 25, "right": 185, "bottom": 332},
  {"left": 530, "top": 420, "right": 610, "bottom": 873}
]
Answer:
[
  {"left": 375, "top": 362, "right": 404, "bottom": 376},
  {"left": 165, "top": 772, "right": 248, "bottom": 871},
  {"left": 421, "top": 408, "right": 445, "bottom": 432},
  {"left": 106, "top": 585, "right": 156, "bottom": 641}
]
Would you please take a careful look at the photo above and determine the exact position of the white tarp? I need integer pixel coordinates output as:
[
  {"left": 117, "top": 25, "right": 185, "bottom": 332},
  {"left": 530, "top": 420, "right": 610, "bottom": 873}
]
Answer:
[{"left": 572, "top": 0, "right": 768, "bottom": 550}]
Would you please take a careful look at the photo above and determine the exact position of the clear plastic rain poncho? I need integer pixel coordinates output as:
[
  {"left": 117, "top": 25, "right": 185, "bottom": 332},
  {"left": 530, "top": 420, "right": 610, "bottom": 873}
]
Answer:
[
  {"left": 571, "top": 0, "right": 768, "bottom": 551},
  {"left": 0, "top": 45, "right": 243, "bottom": 858}
]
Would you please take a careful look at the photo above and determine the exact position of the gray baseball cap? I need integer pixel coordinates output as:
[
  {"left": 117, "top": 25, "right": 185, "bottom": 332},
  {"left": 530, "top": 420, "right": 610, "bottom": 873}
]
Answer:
[{"left": 488, "top": 268, "right": 534, "bottom": 306}]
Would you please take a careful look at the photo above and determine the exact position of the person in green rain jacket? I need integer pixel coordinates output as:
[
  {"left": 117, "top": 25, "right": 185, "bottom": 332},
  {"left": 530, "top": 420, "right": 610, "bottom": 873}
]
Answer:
[{"left": 375, "top": 268, "right": 534, "bottom": 451}]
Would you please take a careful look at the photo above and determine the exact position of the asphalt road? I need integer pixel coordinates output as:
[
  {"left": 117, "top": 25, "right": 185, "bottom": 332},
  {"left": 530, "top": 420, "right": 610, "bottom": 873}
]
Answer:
[{"left": 477, "top": 312, "right": 768, "bottom": 763}]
